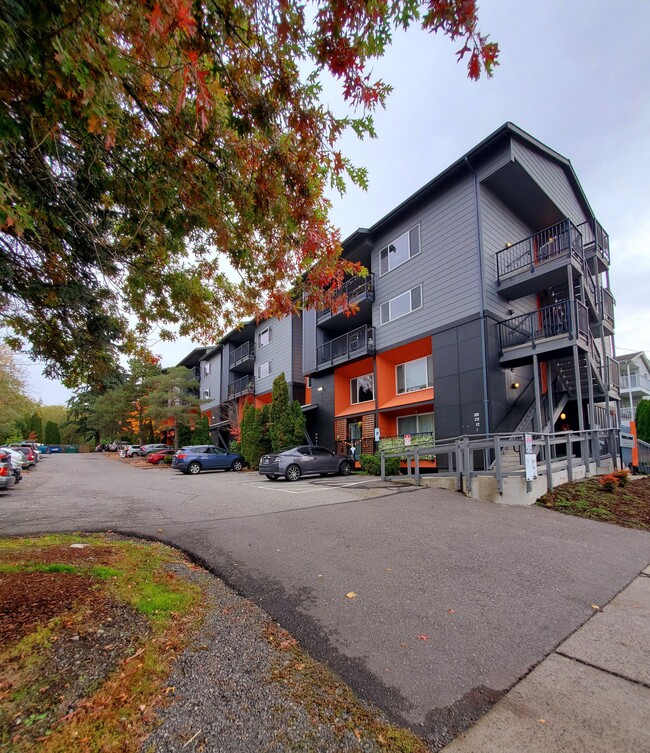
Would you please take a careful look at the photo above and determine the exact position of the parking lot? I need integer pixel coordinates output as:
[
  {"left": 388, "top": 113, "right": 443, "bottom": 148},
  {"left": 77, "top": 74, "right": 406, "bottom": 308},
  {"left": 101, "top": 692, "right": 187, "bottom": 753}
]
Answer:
[{"left": 2, "top": 453, "right": 649, "bottom": 748}]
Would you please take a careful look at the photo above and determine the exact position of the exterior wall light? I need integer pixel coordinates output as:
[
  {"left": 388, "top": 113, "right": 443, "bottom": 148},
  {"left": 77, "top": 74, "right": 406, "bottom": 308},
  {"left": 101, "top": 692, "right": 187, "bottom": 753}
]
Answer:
[
  {"left": 560, "top": 412, "right": 567, "bottom": 420},
  {"left": 316, "top": 386, "right": 324, "bottom": 392},
  {"left": 511, "top": 382, "right": 520, "bottom": 389}
]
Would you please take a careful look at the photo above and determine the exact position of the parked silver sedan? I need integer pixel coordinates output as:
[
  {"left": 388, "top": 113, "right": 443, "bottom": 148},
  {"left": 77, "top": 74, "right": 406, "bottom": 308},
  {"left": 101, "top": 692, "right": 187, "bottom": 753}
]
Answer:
[{"left": 259, "top": 445, "right": 353, "bottom": 482}]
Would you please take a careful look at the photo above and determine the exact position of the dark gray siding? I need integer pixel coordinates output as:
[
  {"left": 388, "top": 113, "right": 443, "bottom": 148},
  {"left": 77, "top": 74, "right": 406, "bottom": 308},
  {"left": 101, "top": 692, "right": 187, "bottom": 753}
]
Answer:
[
  {"left": 254, "top": 315, "right": 292, "bottom": 395},
  {"left": 220, "top": 344, "right": 231, "bottom": 403},
  {"left": 290, "top": 313, "right": 304, "bottom": 384},
  {"left": 302, "top": 308, "right": 317, "bottom": 374},
  {"left": 511, "top": 141, "right": 590, "bottom": 225},
  {"left": 372, "top": 174, "right": 481, "bottom": 351},
  {"left": 479, "top": 185, "right": 538, "bottom": 318}
]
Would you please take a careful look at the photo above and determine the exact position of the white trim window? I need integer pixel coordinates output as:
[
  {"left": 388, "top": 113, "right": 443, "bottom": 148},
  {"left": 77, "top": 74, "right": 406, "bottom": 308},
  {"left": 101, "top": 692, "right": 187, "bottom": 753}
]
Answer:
[
  {"left": 203, "top": 361, "right": 212, "bottom": 377},
  {"left": 380, "top": 285, "right": 422, "bottom": 325},
  {"left": 379, "top": 225, "right": 421, "bottom": 275},
  {"left": 396, "top": 356, "right": 433, "bottom": 394},
  {"left": 258, "top": 360, "right": 272, "bottom": 379},
  {"left": 203, "top": 388, "right": 211, "bottom": 400},
  {"left": 258, "top": 326, "right": 272, "bottom": 348},
  {"left": 351, "top": 373, "right": 374, "bottom": 404},
  {"left": 397, "top": 412, "right": 434, "bottom": 436}
]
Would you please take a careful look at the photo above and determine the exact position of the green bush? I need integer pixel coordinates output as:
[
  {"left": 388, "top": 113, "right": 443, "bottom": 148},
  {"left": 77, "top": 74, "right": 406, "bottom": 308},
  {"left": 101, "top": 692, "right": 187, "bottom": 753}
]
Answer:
[
  {"left": 359, "top": 453, "right": 401, "bottom": 476},
  {"left": 163, "top": 455, "right": 173, "bottom": 465},
  {"left": 229, "top": 440, "right": 241, "bottom": 454}
]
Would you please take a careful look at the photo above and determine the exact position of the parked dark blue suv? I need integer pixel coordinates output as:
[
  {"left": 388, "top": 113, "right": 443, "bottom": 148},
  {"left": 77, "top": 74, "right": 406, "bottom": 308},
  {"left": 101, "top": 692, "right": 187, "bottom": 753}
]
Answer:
[{"left": 172, "top": 445, "right": 245, "bottom": 475}]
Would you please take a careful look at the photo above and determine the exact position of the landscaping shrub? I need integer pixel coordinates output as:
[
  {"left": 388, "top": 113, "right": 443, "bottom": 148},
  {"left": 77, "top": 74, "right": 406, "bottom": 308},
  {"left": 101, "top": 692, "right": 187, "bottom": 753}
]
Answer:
[
  {"left": 359, "top": 453, "right": 401, "bottom": 476},
  {"left": 229, "top": 440, "right": 241, "bottom": 454},
  {"left": 598, "top": 474, "right": 617, "bottom": 492},
  {"left": 163, "top": 455, "right": 173, "bottom": 465},
  {"left": 613, "top": 468, "right": 630, "bottom": 487}
]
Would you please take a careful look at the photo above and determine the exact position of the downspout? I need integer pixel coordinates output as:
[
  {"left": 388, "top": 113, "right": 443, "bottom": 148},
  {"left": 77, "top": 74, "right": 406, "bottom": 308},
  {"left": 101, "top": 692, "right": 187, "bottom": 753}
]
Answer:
[{"left": 465, "top": 156, "right": 491, "bottom": 435}]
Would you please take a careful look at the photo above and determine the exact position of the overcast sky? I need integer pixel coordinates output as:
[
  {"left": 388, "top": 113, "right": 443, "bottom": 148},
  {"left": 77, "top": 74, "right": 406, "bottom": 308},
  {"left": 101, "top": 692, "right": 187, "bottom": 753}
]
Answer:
[{"left": 25, "top": 0, "right": 650, "bottom": 405}]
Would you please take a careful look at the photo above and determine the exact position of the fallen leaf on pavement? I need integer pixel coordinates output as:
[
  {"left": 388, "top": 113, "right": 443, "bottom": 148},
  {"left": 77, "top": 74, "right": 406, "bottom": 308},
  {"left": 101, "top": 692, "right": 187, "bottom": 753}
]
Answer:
[
  {"left": 447, "top": 609, "right": 455, "bottom": 613},
  {"left": 417, "top": 635, "right": 430, "bottom": 641},
  {"left": 385, "top": 568, "right": 392, "bottom": 572},
  {"left": 346, "top": 592, "right": 357, "bottom": 599},
  {"left": 538, "top": 719, "right": 546, "bottom": 724},
  {"left": 590, "top": 604, "right": 600, "bottom": 610}
]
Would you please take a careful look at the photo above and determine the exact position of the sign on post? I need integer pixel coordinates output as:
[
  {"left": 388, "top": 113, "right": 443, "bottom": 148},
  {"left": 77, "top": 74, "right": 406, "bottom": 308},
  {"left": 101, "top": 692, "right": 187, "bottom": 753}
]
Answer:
[
  {"left": 374, "top": 427, "right": 380, "bottom": 442},
  {"left": 404, "top": 434, "right": 412, "bottom": 447},
  {"left": 524, "top": 433, "right": 533, "bottom": 454},
  {"left": 525, "top": 453, "right": 538, "bottom": 481}
]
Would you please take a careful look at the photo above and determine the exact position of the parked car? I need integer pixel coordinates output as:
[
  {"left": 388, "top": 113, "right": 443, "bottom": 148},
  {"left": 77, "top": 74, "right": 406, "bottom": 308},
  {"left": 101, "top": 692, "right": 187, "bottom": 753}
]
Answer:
[
  {"left": 140, "top": 443, "right": 173, "bottom": 457},
  {"left": 172, "top": 446, "right": 245, "bottom": 475},
  {"left": 125, "top": 444, "right": 145, "bottom": 457},
  {"left": 146, "top": 448, "right": 176, "bottom": 465},
  {"left": 17, "top": 443, "right": 40, "bottom": 462},
  {"left": 49, "top": 446, "right": 63, "bottom": 454},
  {"left": 9, "top": 445, "right": 37, "bottom": 467},
  {"left": 258, "top": 445, "right": 353, "bottom": 482},
  {"left": 0, "top": 448, "right": 23, "bottom": 484},
  {"left": 0, "top": 455, "right": 16, "bottom": 491}
]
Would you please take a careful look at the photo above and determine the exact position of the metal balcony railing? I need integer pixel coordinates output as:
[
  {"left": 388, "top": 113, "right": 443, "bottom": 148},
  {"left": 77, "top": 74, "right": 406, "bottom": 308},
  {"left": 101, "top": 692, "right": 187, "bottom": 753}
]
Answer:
[
  {"left": 607, "top": 357, "right": 620, "bottom": 394},
  {"left": 499, "top": 300, "right": 588, "bottom": 351},
  {"left": 227, "top": 375, "right": 255, "bottom": 399},
  {"left": 316, "top": 325, "right": 376, "bottom": 366},
  {"left": 229, "top": 340, "right": 254, "bottom": 368},
  {"left": 496, "top": 219, "right": 583, "bottom": 281},
  {"left": 601, "top": 288, "right": 615, "bottom": 327},
  {"left": 577, "top": 219, "right": 610, "bottom": 265},
  {"left": 317, "top": 273, "right": 375, "bottom": 319}
]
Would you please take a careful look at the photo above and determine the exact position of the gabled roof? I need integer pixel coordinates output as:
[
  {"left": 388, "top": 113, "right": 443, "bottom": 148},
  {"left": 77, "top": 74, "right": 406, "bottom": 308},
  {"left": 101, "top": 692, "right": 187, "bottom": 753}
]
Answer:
[
  {"left": 176, "top": 347, "right": 210, "bottom": 369},
  {"left": 343, "top": 122, "right": 595, "bottom": 246},
  {"left": 614, "top": 351, "right": 650, "bottom": 372}
]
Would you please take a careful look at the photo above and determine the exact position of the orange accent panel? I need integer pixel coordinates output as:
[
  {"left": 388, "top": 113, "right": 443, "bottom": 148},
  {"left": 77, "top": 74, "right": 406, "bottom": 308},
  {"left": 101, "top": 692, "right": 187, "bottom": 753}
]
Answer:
[
  {"left": 334, "top": 357, "right": 375, "bottom": 417},
  {"left": 305, "top": 385, "right": 312, "bottom": 405},
  {"left": 631, "top": 421, "right": 639, "bottom": 466},
  {"left": 380, "top": 390, "right": 433, "bottom": 410},
  {"left": 376, "top": 337, "right": 433, "bottom": 408},
  {"left": 254, "top": 391, "right": 273, "bottom": 409}
]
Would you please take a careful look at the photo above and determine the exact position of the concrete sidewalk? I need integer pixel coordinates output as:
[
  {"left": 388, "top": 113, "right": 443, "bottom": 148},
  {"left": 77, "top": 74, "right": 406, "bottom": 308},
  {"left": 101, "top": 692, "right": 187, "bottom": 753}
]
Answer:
[{"left": 442, "top": 568, "right": 650, "bottom": 753}]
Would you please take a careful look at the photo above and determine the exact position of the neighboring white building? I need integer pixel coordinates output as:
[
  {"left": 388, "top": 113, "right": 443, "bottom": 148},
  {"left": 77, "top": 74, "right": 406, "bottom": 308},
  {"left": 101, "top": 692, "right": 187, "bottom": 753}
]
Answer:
[{"left": 615, "top": 351, "right": 650, "bottom": 423}]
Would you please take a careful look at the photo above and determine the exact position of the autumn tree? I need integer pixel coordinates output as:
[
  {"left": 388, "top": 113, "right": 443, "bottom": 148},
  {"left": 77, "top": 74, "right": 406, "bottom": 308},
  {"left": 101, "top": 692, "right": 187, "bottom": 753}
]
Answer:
[
  {"left": 0, "top": 345, "right": 35, "bottom": 441},
  {"left": 145, "top": 367, "right": 201, "bottom": 450},
  {"left": 0, "top": 0, "right": 497, "bottom": 387}
]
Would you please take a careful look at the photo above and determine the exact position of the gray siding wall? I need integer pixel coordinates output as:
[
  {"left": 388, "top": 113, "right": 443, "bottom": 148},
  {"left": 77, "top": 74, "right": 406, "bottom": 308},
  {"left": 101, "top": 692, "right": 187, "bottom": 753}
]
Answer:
[
  {"left": 302, "top": 308, "right": 317, "bottom": 375},
  {"left": 199, "top": 349, "right": 222, "bottom": 412},
  {"left": 372, "top": 174, "right": 481, "bottom": 351},
  {"left": 290, "top": 314, "right": 304, "bottom": 384},
  {"left": 511, "top": 141, "right": 591, "bottom": 226},
  {"left": 220, "top": 343, "right": 232, "bottom": 403},
  {"left": 479, "top": 185, "right": 538, "bottom": 318},
  {"left": 254, "top": 315, "right": 293, "bottom": 395}
]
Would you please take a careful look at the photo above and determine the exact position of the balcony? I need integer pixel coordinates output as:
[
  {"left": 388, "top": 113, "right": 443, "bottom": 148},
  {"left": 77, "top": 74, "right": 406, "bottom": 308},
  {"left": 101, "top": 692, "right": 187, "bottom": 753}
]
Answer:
[
  {"left": 316, "top": 325, "right": 376, "bottom": 369},
  {"left": 229, "top": 340, "right": 255, "bottom": 371},
  {"left": 607, "top": 357, "right": 620, "bottom": 396},
  {"left": 578, "top": 219, "right": 610, "bottom": 272},
  {"left": 317, "top": 273, "right": 375, "bottom": 332},
  {"left": 496, "top": 219, "right": 584, "bottom": 299},
  {"left": 600, "top": 288, "right": 615, "bottom": 334},
  {"left": 499, "top": 300, "right": 589, "bottom": 364},
  {"left": 227, "top": 375, "right": 255, "bottom": 399}
]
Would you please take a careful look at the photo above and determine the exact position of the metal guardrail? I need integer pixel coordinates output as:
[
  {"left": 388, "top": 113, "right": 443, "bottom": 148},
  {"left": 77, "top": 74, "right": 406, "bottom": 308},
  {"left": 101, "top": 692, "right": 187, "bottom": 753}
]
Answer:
[
  {"left": 229, "top": 341, "right": 254, "bottom": 368},
  {"left": 227, "top": 375, "right": 254, "bottom": 399},
  {"left": 380, "top": 428, "right": 620, "bottom": 496},
  {"left": 577, "top": 219, "right": 610, "bottom": 265},
  {"left": 499, "top": 300, "right": 588, "bottom": 351},
  {"left": 496, "top": 219, "right": 583, "bottom": 281},
  {"left": 317, "top": 273, "right": 375, "bottom": 319},
  {"left": 316, "top": 324, "right": 376, "bottom": 366}
]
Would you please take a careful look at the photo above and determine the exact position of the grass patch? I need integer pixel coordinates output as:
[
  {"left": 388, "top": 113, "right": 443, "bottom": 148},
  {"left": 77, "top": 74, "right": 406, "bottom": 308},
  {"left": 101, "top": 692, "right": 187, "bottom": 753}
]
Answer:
[
  {"left": 0, "top": 563, "right": 78, "bottom": 574},
  {"left": 537, "top": 476, "right": 650, "bottom": 530},
  {"left": 90, "top": 566, "right": 120, "bottom": 579}
]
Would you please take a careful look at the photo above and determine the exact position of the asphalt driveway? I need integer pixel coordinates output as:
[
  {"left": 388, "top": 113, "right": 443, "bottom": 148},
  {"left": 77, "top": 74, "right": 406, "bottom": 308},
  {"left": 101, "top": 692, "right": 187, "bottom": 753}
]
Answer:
[{"left": 2, "top": 454, "right": 649, "bottom": 749}]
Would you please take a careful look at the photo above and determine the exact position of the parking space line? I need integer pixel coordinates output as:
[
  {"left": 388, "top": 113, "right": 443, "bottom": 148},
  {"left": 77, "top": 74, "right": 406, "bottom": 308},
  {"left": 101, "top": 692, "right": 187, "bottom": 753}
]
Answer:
[{"left": 254, "top": 485, "right": 313, "bottom": 494}]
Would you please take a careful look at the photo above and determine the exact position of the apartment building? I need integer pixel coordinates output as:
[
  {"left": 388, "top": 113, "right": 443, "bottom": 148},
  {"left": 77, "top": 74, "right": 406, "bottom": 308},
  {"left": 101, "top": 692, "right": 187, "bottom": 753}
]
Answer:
[
  {"left": 194, "top": 316, "right": 306, "bottom": 447},
  {"left": 303, "top": 122, "right": 619, "bottom": 458},
  {"left": 188, "top": 123, "right": 619, "bottom": 458}
]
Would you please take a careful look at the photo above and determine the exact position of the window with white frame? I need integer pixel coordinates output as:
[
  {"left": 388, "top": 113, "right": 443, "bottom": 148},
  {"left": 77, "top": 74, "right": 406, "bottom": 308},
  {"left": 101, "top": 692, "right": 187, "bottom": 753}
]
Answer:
[
  {"left": 396, "top": 356, "right": 433, "bottom": 394},
  {"left": 397, "top": 412, "right": 434, "bottom": 436},
  {"left": 258, "top": 361, "right": 272, "bottom": 379},
  {"left": 380, "top": 285, "right": 422, "bottom": 325},
  {"left": 258, "top": 326, "right": 272, "bottom": 348},
  {"left": 379, "top": 225, "right": 421, "bottom": 275},
  {"left": 350, "top": 373, "right": 374, "bottom": 404},
  {"left": 203, "top": 361, "right": 212, "bottom": 377},
  {"left": 203, "top": 388, "right": 210, "bottom": 400}
]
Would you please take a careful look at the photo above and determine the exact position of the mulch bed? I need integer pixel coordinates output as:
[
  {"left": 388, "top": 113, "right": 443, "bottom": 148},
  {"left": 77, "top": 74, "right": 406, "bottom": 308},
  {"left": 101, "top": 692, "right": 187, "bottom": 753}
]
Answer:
[{"left": 537, "top": 475, "right": 650, "bottom": 530}]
